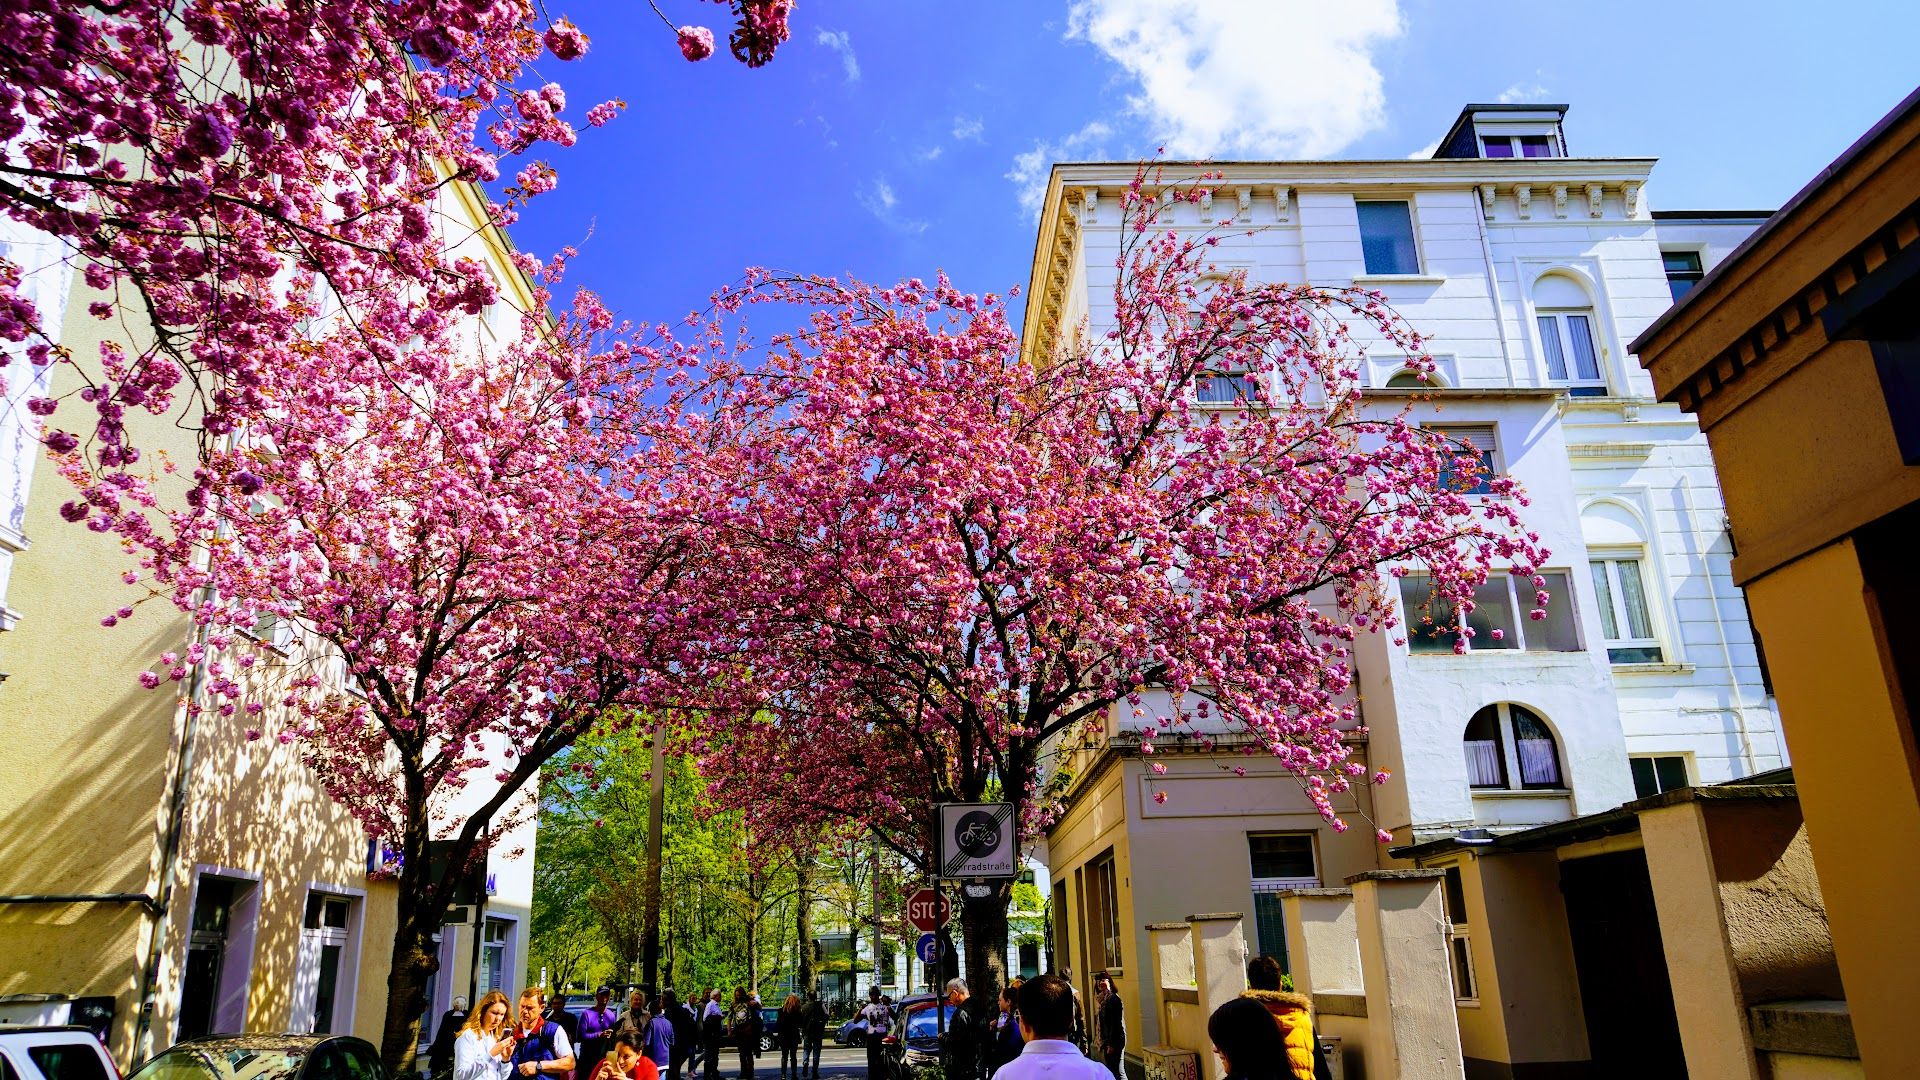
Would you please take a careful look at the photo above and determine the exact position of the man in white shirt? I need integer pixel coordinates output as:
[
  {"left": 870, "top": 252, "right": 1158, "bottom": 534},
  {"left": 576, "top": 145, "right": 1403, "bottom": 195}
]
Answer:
[{"left": 995, "top": 975, "right": 1113, "bottom": 1080}]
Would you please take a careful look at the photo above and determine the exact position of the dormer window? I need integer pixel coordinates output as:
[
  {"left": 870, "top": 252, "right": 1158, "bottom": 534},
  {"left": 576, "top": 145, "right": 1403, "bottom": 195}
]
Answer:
[{"left": 1480, "top": 134, "right": 1558, "bottom": 159}]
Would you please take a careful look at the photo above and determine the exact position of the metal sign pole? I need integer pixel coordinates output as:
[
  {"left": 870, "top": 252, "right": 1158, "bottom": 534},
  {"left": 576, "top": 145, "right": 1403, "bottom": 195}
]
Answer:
[{"left": 932, "top": 796, "right": 944, "bottom": 1047}]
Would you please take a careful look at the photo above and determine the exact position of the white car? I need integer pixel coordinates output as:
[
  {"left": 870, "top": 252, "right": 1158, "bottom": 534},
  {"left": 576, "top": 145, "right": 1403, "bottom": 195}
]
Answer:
[{"left": 0, "top": 1026, "right": 119, "bottom": 1080}]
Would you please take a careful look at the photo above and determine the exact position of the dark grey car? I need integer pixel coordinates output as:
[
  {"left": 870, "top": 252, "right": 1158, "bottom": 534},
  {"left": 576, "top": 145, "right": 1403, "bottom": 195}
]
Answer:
[{"left": 131, "top": 1034, "right": 388, "bottom": 1080}]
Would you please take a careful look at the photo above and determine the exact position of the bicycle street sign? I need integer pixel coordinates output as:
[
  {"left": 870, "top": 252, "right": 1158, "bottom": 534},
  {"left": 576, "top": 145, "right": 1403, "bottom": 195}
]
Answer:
[{"left": 935, "top": 801, "right": 1017, "bottom": 878}]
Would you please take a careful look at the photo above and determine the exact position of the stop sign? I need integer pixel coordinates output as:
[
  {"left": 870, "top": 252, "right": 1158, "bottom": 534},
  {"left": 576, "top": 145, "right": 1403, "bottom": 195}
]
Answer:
[{"left": 906, "top": 888, "right": 950, "bottom": 932}]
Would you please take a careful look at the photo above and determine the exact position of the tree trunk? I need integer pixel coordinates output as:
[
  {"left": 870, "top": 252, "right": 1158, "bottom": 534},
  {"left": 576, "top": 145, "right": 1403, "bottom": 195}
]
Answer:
[
  {"left": 795, "top": 857, "right": 814, "bottom": 997},
  {"left": 379, "top": 816, "right": 454, "bottom": 1074},
  {"left": 641, "top": 730, "right": 666, "bottom": 993},
  {"left": 870, "top": 836, "right": 882, "bottom": 996},
  {"left": 958, "top": 880, "right": 1012, "bottom": 1016}
]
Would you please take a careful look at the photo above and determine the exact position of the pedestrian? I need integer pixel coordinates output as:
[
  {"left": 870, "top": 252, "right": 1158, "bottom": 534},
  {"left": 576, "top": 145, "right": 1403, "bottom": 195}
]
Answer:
[
  {"left": 549, "top": 994, "right": 582, "bottom": 1048},
  {"left": 662, "top": 991, "right": 697, "bottom": 1080},
  {"left": 510, "top": 988, "right": 578, "bottom": 1080},
  {"left": 578, "top": 988, "right": 621, "bottom": 1080},
  {"left": 591, "top": 1033, "right": 659, "bottom": 1080},
  {"left": 429, "top": 996, "right": 471, "bottom": 1080},
  {"left": 617, "top": 990, "right": 651, "bottom": 1040},
  {"left": 939, "top": 978, "right": 981, "bottom": 1080},
  {"left": 728, "top": 988, "right": 761, "bottom": 1079},
  {"left": 775, "top": 995, "right": 801, "bottom": 1079},
  {"left": 798, "top": 993, "right": 827, "bottom": 1080},
  {"left": 1091, "top": 972, "right": 1124, "bottom": 1078},
  {"left": 454, "top": 991, "right": 516, "bottom": 1080},
  {"left": 701, "top": 991, "right": 725, "bottom": 1080},
  {"left": 1241, "top": 956, "right": 1330, "bottom": 1080},
  {"left": 992, "top": 975, "right": 1108, "bottom": 1080},
  {"left": 1207, "top": 998, "right": 1293, "bottom": 1080},
  {"left": 857, "top": 987, "right": 891, "bottom": 1080},
  {"left": 644, "top": 995, "right": 675, "bottom": 1076},
  {"left": 1056, "top": 970, "right": 1087, "bottom": 1053},
  {"left": 985, "top": 980, "right": 1023, "bottom": 1076}
]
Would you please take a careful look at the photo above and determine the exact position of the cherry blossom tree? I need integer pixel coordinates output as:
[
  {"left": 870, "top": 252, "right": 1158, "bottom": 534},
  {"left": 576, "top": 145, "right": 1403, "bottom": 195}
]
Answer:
[
  {"left": 0, "top": 0, "right": 791, "bottom": 498},
  {"left": 73, "top": 265, "right": 725, "bottom": 1067},
  {"left": 684, "top": 168, "right": 1550, "bottom": 1005}
]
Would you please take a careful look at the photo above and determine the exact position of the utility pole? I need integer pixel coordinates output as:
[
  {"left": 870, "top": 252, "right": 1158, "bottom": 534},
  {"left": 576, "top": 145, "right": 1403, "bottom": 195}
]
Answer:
[
  {"left": 870, "top": 834, "right": 882, "bottom": 998},
  {"left": 641, "top": 727, "right": 667, "bottom": 994}
]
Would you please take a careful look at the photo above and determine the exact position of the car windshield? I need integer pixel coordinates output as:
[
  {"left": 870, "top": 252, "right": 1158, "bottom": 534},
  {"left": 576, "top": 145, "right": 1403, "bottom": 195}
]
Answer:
[
  {"left": 904, "top": 1006, "right": 956, "bottom": 1040},
  {"left": 129, "top": 1046, "right": 309, "bottom": 1080}
]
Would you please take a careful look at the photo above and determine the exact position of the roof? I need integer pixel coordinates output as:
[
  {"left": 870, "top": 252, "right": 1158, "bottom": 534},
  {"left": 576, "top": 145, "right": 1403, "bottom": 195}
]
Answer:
[{"left": 1631, "top": 84, "right": 1920, "bottom": 354}]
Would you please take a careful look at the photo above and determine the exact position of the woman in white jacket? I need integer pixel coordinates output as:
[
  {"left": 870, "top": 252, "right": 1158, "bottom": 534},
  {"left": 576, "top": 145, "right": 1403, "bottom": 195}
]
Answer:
[{"left": 454, "top": 990, "right": 517, "bottom": 1080}]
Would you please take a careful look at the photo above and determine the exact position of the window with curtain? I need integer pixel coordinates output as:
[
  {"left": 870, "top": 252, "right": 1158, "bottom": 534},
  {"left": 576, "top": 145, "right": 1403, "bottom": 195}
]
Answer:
[
  {"left": 1356, "top": 200, "right": 1420, "bottom": 275},
  {"left": 1429, "top": 425, "right": 1498, "bottom": 495},
  {"left": 1533, "top": 274, "right": 1608, "bottom": 396},
  {"left": 1464, "top": 704, "right": 1564, "bottom": 792},
  {"left": 1590, "top": 555, "right": 1665, "bottom": 663}
]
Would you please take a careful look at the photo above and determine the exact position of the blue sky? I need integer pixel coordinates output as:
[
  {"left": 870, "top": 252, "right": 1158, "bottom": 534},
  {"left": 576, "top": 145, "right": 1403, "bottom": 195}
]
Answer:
[{"left": 506, "top": 0, "right": 1920, "bottom": 329}]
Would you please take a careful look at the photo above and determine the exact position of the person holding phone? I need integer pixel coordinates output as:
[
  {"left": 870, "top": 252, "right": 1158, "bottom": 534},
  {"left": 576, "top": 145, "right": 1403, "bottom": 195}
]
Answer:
[{"left": 454, "top": 991, "right": 517, "bottom": 1080}]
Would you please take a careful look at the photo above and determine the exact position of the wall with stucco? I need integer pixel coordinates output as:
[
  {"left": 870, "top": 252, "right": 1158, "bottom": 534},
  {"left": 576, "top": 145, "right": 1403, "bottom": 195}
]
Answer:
[{"left": 1704, "top": 799, "right": 1841, "bottom": 1004}]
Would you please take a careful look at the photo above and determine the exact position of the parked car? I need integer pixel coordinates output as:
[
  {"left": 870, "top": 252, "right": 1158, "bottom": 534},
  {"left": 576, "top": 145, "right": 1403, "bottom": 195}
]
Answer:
[
  {"left": 879, "top": 1002, "right": 955, "bottom": 1080},
  {"left": 833, "top": 1016, "right": 863, "bottom": 1047},
  {"left": 0, "top": 1026, "right": 118, "bottom": 1080},
  {"left": 755, "top": 1008, "right": 779, "bottom": 1055},
  {"left": 127, "top": 1034, "right": 386, "bottom": 1080}
]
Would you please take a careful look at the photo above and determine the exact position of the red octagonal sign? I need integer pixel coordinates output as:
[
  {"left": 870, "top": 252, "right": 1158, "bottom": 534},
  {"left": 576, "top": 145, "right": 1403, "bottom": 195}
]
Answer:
[{"left": 906, "top": 888, "right": 950, "bottom": 932}]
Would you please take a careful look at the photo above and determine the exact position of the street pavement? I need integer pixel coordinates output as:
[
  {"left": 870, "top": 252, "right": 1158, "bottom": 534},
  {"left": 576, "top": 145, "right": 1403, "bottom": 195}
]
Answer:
[{"left": 689, "top": 1045, "right": 876, "bottom": 1078}]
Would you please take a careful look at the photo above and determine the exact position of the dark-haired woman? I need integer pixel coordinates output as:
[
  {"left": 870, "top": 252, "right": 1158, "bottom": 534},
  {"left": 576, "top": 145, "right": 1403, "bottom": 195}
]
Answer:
[{"left": 1208, "top": 997, "right": 1294, "bottom": 1080}]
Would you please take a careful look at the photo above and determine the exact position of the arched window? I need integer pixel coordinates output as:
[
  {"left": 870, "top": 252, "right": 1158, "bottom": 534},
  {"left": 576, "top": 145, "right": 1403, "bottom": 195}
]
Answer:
[
  {"left": 1582, "top": 501, "right": 1667, "bottom": 664},
  {"left": 1463, "top": 704, "right": 1564, "bottom": 790},
  {"left": 1385, "top": 368, "right": 1437, "bottom": 389},
  {"left": 1532, "top": 273, "right": 1607, "bottom": 396}
]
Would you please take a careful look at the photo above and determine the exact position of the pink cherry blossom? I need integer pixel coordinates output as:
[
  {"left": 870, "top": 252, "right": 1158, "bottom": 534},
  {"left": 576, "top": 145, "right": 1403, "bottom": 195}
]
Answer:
[{"left": 678, "top": 26, "right": 717, "bottom": 61}]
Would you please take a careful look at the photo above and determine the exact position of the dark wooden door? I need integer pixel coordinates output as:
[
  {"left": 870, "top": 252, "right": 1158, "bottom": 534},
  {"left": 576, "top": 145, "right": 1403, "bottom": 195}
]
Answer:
[{"left": 1560, "top": 850, "right": 1687, "bottom": 1079}]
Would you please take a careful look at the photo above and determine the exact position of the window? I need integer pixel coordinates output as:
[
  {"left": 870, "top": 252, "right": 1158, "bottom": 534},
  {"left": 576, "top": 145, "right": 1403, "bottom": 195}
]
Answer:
[
  {"left": 1018, "top": 941, "right": 1041, "bottom": 979},
  {"left": 1480, "top": 134, "right": 1558, "bottom": 159},
  {"left": 27, "top": 1048, "right": 109, "bottom": 1080},
  {"left": 1463, "top": 704, "right": 1564, "bottom": 790},
  {"left": 1356, "top": 201, "right": 1420, "bottom": 276},
  {"left": 1537, "top": 311, "right": 1606, "bottom": 395},
  {"left": 1385, "top": 368, "right": 1433, "bottom": 389},
  {"left": 480, "top": 917, "right": 511, "bottom": 995},
  {"left": 1430, "top": 425, "right": 1497, "bottom": 495},
  {"left": 1194, "top": 370, "right": 1255, "bottom": 405},
  {"left": 1630, "top": 754, "right": 1690, "bottom": 799},
  {"left": 1662, "top": 251, "right": 1704, "bottom": 301},
  {"left": 1441, "top": 867, "right": 1476, "bottom": 1001},
  {"left": 1400, "top": 572, "right": 1580, "bottom": 653},
  {"left": 1083, "top": 852, "right": 1122, "bottom": 976},
  {"left": 1590, "top": 556, "right": 1664, "bottom": 663},
  {"left": 1248, "top": 835, "right": 1319, "bottom": 970},
  {"left": 301, "top": 892, "right": 355, "bottom": 1034},
  {"left": 879, "top": 948, "right": 896, "bottom": 986}
]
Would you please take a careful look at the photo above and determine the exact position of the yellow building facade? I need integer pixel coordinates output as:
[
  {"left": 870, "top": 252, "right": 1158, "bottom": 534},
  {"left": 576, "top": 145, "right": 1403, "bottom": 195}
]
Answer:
[
  {"left": 0, "top": 178, "right": 540, "bottom": 1068},
  {"left": 1633, "top": 86, "right": 1920, "bottom": 1080}
]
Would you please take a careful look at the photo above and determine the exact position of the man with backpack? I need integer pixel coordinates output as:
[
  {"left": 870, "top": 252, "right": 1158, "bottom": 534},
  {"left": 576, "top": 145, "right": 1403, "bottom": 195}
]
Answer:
[
  {"left": 857, "top": 987, "right": 892, "bottom": 1080},
  {"left": 511, "top": 988, "right": 577, "bottom": 1080}
]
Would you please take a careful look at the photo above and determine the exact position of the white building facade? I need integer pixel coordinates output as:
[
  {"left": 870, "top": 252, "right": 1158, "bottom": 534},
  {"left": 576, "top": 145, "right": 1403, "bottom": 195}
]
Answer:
[{"left": 1034, "top": 104, "right": 1785, "bottom": 1074}]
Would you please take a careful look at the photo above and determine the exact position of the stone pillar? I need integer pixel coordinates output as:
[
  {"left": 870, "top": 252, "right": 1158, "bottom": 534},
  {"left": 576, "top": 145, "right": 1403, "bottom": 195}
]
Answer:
[
  {"left": 1348, "top": 870, "right": 1463, "bottom": 1080},
  {"left": 1187, "top": 913, "right": 1249, "bottom": 1080},
  {"left": 1639, "top": 800, "right": 1765, "bottom": 1080},
  {"left": 1279, "top": 887, "right": 1360, "bottom": 995}
]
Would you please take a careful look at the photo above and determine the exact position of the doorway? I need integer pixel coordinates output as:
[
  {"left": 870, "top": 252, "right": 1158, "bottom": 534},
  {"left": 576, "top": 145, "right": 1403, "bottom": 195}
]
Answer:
[{"left": 1559, "top": 850, "right": 1686, "bottom": 1078}]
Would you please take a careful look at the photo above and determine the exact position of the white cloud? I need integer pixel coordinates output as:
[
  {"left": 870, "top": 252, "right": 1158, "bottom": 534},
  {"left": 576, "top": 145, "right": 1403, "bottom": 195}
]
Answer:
[
  {"left": 1064, "top": 0, "right": 1404, "bottom": 158},
  {"left": 1496, "top": 80, "right": 1549, "bottom": 104},
  {"left": 1407, "top": 139, "right": 1440, "bottom": 159},
  {"left": 859, "top": 178, "right": 929, "bottom": 234},
  {"left": 915, "top": 145, "right": 945, "bottom": 163},
  {"left": 952, "top": 116, "right": 986, "bottom": 142},
  {"left": 1006, "top": 120, "right": 1113, "bottom": 215},
  {"left": 816, "top": 29, "right": 860, "bottom": 82}
]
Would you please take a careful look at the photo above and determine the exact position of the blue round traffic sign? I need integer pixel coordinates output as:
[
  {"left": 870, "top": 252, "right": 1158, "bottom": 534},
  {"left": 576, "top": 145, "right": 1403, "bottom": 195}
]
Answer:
[{"left": 915, "top": 932, "right": 941, "bottom": 965}]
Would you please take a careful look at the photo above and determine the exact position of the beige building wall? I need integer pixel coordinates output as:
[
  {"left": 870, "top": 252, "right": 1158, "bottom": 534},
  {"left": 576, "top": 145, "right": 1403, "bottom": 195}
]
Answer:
[{"left": 1047, "top": 743, "right": 1378, "bottom": 1052}]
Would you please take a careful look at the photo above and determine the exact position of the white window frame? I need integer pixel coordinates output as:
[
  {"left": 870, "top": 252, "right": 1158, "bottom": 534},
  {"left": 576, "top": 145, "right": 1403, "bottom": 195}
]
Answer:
[
  {"left": 1399, "top": 571, "right": 1581, "bottom": 654},
  {"left": 1588, "top": 551, "right": 1667, "bottom": 664},
  {"left": 1249, "top": 834, "right": 1320, "bottom": 967},
  {"left": 1441, "top": 866, "right": 1478, "bottom": 1005},
  {"left": 1535, "top": 309, "right": 1608, "bottom": 396},
  {"left": 1630, "top": 753, "right": 1693, "bottom": 798},
  {"left": 1353, "top": 197, "right": 1424, "bottom": 277},
  {"left": 1465, "top": 702, "right": 1567, "bottom": 793},
  {"left": 1426, "top": 424, "right": 1499, "bottom": 496},
  {"left": 292, "top": 884, "right": 364, "bottom": 1035}
]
